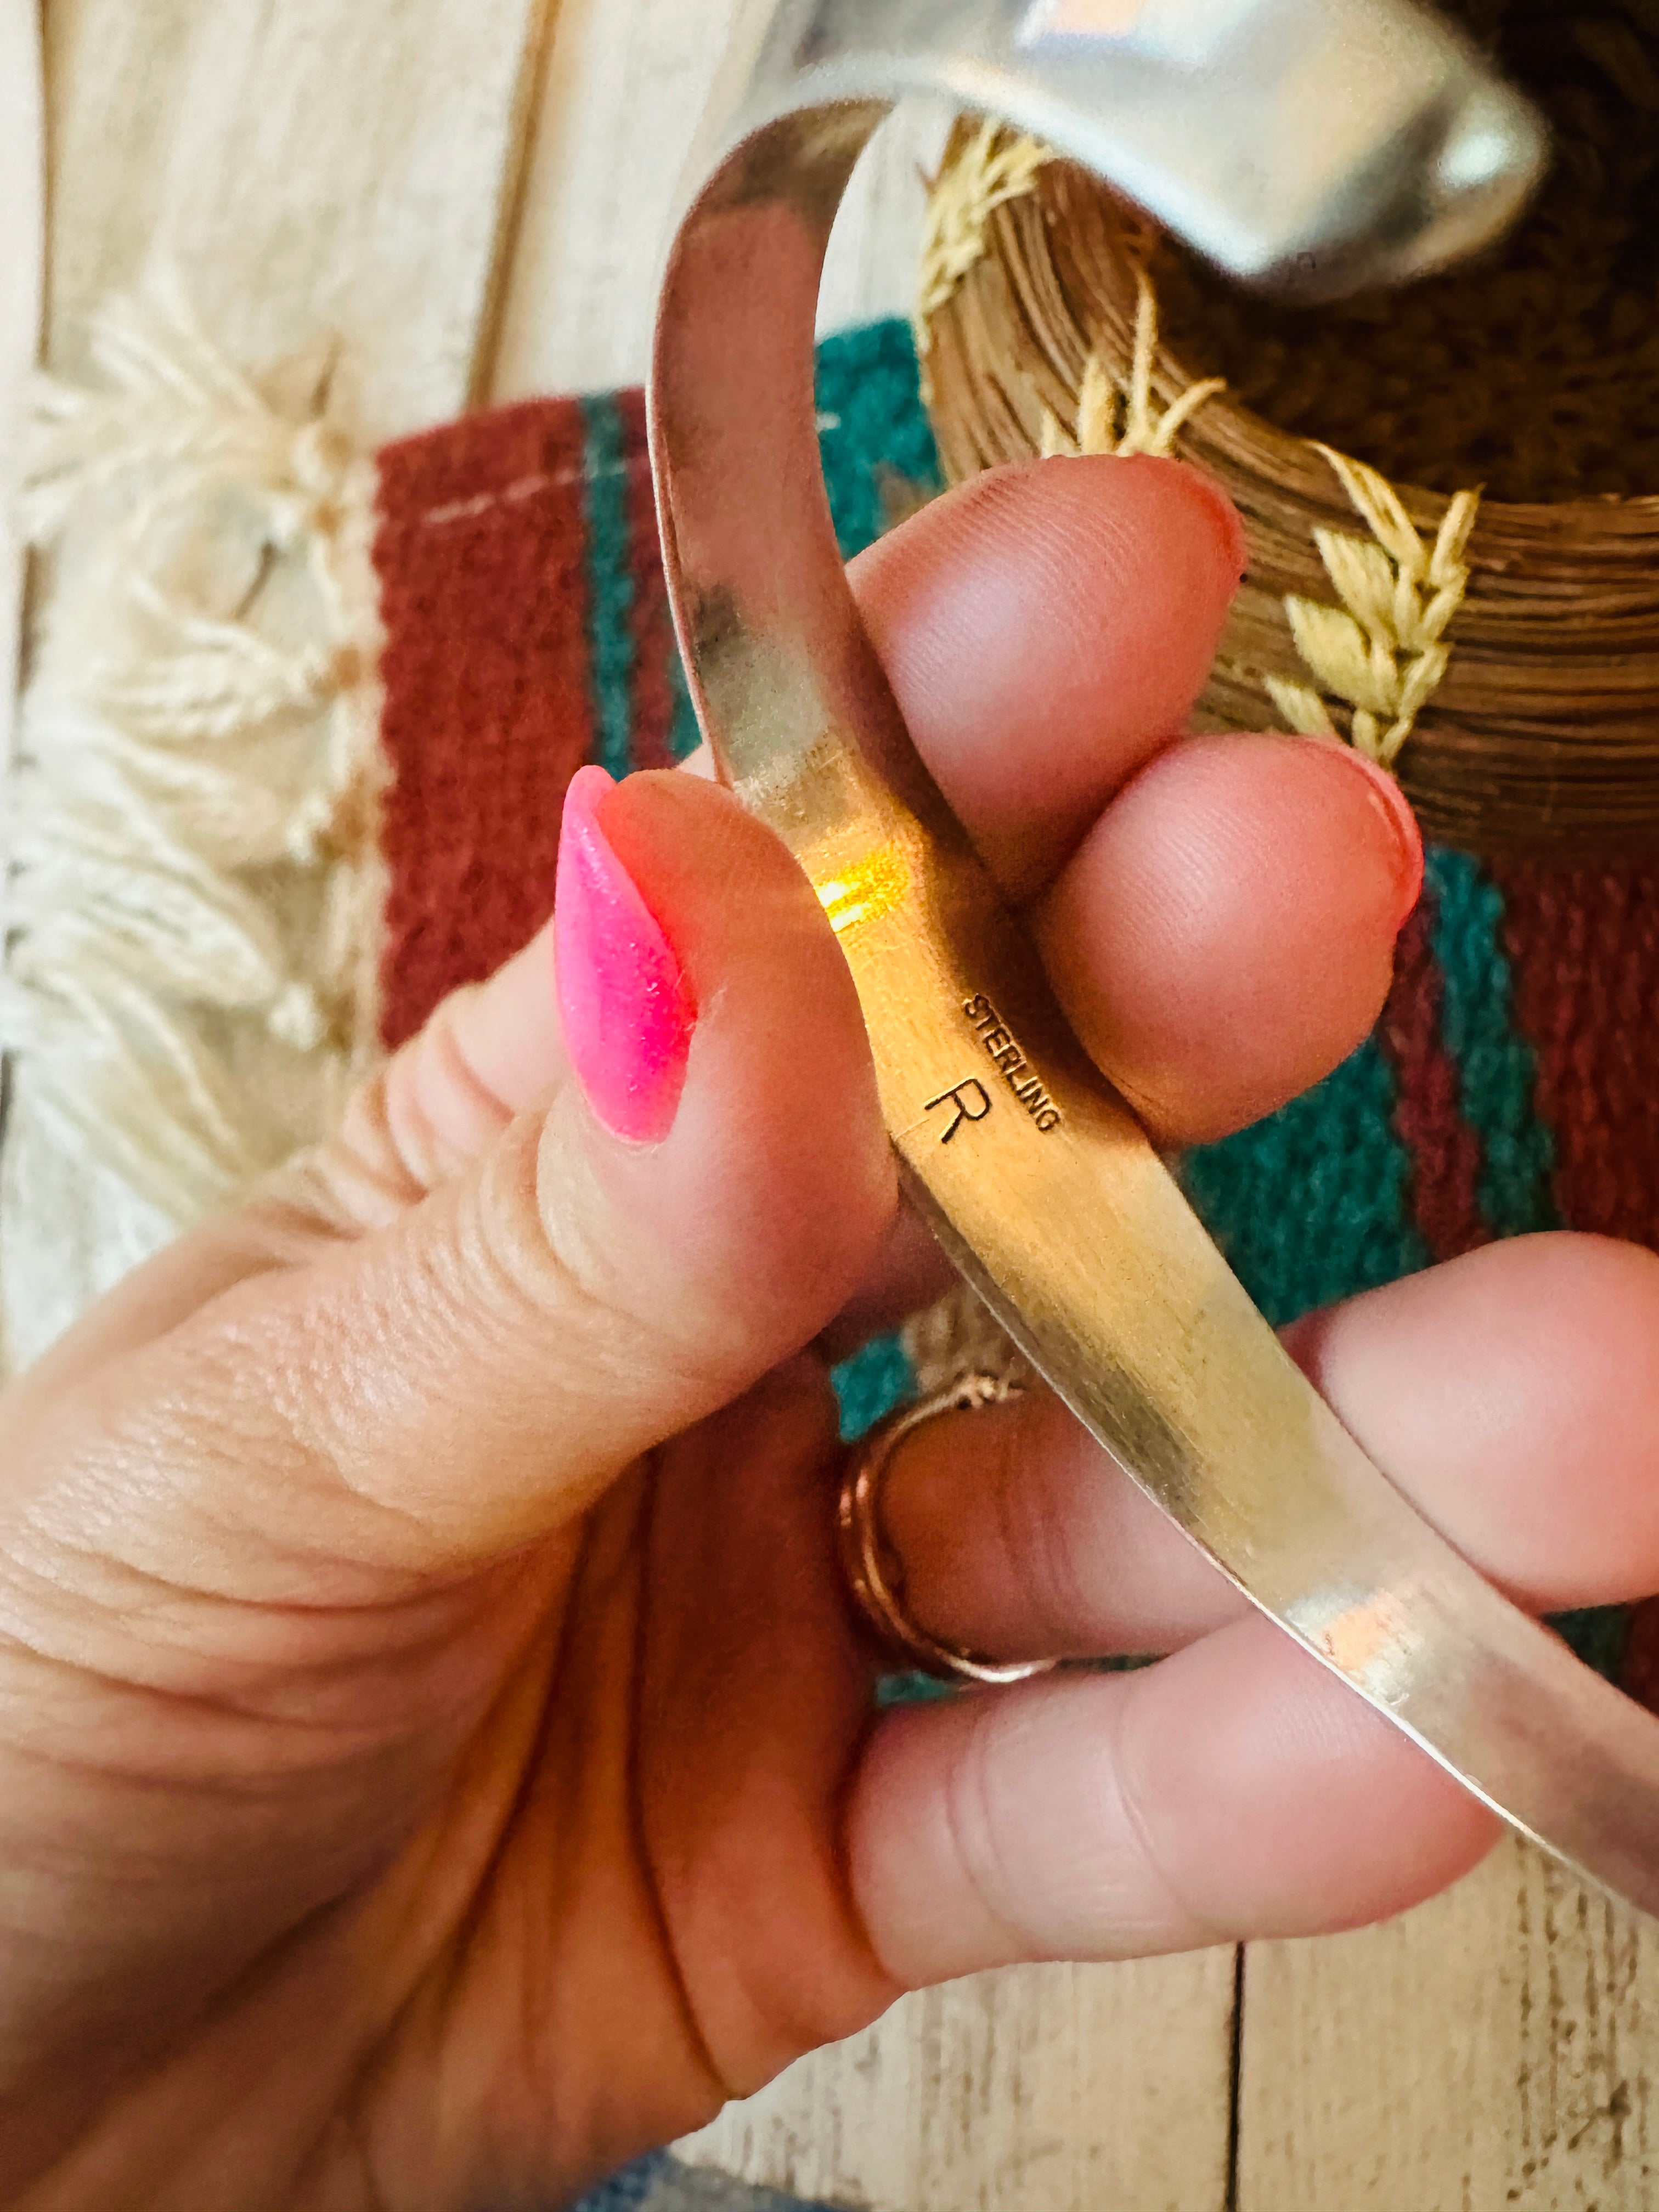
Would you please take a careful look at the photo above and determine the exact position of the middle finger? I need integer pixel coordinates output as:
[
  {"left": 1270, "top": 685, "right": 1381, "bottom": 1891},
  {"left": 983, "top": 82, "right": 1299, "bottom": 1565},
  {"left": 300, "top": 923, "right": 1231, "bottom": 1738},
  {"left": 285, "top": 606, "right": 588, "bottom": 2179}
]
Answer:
[
  {"left": 853, "top": 454, "right": 1423, "bottom": 1147},
  {"left": 826, "top": 455, "right": 1424, "bottom": 1345}
]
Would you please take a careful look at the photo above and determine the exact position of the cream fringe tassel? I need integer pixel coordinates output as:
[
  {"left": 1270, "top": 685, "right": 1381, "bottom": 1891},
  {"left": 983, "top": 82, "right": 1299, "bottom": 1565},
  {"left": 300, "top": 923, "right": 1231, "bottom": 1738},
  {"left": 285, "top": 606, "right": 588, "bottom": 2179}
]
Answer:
[{"left": 3, "top": 284, "right": 384, "bottom": 1224}]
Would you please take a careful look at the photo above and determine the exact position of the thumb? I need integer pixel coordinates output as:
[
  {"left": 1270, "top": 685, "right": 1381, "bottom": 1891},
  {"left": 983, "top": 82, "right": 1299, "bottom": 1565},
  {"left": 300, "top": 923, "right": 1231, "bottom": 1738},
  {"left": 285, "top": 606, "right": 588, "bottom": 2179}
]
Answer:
[{"left": 118, "top": 768, "right": 895, "bottom": 1573}]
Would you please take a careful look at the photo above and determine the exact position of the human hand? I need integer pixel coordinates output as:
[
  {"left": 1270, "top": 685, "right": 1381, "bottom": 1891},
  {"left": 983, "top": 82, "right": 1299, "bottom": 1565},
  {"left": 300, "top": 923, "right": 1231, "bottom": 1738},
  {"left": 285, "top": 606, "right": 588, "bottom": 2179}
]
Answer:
[{"left": 5, "top": 455, "right": 1658, "bottom": 2212}]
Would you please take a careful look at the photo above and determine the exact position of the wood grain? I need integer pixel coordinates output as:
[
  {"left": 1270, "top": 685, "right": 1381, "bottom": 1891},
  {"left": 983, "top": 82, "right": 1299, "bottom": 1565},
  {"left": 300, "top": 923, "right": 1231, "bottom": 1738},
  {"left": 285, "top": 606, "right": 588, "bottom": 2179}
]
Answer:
[
  {"left": 42, "top": 0, "right": 550, "bottom": 441},
  {"left": 1239, "top": 1837, "right": 1659, "bottom": 2211},
  {"left": 488, "top": 0, "right": 951, "bottom": 400},
  {"left": 677, "top": 1954, "right": 1238, "bottom": 2212}
]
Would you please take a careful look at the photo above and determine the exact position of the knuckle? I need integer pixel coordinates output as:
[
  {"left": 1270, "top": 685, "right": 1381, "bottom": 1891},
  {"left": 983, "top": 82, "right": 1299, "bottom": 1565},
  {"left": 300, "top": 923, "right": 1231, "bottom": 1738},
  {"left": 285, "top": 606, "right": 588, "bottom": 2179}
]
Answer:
[
  {"left": 265, "top": 1114, "right": 415, "bottom": 1242},
  {"left": 289, "top": 1064, "right": 430, "bottom": 1234},
  {"left": 268, "top": 985, "right": 515, "bottom": 1238},
  {"left": 524, "top": 1109, "right": 738, "bottom": 1402},
  {"left": 938, "top": 1698, "right": 1032, "bottom": 1959},
  {"left": 381, "top": 988, "right": 511, "bottom": 1186},
  {"left": 1106, "top": 1691, "right": 1224, "bottom": 1948},
  {"left": 518, "top": 1112, "right": 638, "bottom": 1328},
  {"left": 464, "top": 1111, "right": 709, "bottom": 1408},
  {"left": 990, "top": 1396, "right": 1092, "bottom": 1646}
]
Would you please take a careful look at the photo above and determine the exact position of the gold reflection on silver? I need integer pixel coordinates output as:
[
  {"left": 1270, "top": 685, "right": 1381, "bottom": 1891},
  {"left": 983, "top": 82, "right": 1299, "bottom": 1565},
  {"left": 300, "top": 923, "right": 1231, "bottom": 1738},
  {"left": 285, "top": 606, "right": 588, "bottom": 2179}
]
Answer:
[{"left": 816, "top": 843, "right": 912, "bottom": 936}]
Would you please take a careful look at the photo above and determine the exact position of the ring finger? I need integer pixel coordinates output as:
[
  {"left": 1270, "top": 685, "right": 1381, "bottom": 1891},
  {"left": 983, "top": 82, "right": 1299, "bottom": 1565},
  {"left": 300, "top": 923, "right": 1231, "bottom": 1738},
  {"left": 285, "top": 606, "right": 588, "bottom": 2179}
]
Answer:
[
  {"left": 872, "top": 1232, "right": 1659, "bottom": 1671},
  {"left": 844, "top": 1231, "right": 1659, "bottom": 1980}
]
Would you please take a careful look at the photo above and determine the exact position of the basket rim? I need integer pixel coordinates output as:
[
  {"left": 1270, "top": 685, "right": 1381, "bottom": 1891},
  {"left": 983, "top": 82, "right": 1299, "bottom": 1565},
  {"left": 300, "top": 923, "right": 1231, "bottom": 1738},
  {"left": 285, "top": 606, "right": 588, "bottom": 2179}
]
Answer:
[{"left": 927, "top": 131, "right": 1659, "bottom": 539}]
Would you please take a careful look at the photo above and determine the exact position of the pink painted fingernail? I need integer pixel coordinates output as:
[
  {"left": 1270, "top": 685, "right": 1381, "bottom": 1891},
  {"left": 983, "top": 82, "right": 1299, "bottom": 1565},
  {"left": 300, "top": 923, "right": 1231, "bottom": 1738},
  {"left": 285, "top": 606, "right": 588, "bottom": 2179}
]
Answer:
[{"left": 554, "top": 766, "right": 697, "bottom": 1143}]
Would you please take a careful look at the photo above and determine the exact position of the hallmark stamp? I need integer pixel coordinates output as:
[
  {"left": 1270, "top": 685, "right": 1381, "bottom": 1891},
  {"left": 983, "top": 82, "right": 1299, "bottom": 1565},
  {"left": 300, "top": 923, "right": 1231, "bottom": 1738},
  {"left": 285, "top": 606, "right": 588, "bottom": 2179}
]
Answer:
[
  {"left": 925, "top": 1078, "right": 994, "bottom": 1144},
  {"left": 962, "top": 994, "right": 1063, "bottom": 1133}
]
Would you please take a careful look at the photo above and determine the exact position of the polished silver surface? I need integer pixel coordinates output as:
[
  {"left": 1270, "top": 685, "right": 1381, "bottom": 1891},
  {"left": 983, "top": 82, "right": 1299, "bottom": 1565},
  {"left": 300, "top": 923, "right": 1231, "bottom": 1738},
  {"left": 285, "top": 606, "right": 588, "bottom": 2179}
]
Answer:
[
  {"left": 694, "top": 0, "right": 1548, "bottom": 297},
  {"left": 648, "top": 4, "right": 1659, "bottom": 1922}
]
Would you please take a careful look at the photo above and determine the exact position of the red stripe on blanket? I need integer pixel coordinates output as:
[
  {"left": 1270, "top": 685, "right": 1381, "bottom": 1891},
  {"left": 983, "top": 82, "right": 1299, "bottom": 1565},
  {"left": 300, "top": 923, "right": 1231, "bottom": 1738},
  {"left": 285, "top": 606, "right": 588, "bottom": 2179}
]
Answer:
[
  {"left": 1378, "top": 891, "right": 1489, "bottom": 1262},
  {"left": 1492, "top": 862, "right": 1659, "bottom": 1713},
  {"left": 1494, "top": 860, "right": 1659, "bottom": 1251},
  {"left": 373, "top": 399, "right": 596, "bottom": 1049}
]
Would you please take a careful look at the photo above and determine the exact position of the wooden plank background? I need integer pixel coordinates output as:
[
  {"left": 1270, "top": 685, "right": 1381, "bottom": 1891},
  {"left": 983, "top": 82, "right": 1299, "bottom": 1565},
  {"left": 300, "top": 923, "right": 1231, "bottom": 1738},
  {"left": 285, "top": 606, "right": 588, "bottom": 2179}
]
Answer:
[
  {"left": 15, "top": 0, "right": 1659, "bottom": 2203},
  {"left": 0, "top": 0, "right": 41, "bottom": 844}
]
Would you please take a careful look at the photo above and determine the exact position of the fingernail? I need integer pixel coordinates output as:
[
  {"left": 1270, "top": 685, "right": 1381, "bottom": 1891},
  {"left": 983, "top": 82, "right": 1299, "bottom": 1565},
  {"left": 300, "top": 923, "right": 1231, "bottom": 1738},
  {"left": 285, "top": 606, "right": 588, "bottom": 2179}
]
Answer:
[
  {"left": 1142, "top": 455, "right": 1248, "bottom": 583},
  {"left": 554, "top": 766, "right": 697, "bottom": 1143},
  {"left": 1183, "top": 464, "right": 1250, "bottom": 583},
  {"left": 1300, "top": 735, "right": 1425, "bottom": 928}
]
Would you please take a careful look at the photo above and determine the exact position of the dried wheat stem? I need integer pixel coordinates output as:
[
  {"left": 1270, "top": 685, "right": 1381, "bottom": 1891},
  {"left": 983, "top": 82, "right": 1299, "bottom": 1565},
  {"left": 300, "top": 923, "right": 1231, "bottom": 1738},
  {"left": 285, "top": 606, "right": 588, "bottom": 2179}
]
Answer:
[{"left": 1041, "top": 272, "right": 1225, "bottom": 462}]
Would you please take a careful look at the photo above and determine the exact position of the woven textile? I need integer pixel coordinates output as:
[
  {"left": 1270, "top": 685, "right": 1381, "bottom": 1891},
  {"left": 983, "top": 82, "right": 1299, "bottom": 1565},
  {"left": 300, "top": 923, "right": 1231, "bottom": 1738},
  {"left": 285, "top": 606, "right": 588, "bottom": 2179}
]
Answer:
[{"left": 362, "top": 314, "right": 1659, "bottom": 2209}]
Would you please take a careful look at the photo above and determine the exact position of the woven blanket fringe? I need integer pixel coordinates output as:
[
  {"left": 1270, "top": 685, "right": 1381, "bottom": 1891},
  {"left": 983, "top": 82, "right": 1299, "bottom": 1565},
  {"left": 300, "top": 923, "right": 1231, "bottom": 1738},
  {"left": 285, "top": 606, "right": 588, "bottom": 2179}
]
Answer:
[{"left": 3, "top": 283, "right": 383, "bottom": 1224}]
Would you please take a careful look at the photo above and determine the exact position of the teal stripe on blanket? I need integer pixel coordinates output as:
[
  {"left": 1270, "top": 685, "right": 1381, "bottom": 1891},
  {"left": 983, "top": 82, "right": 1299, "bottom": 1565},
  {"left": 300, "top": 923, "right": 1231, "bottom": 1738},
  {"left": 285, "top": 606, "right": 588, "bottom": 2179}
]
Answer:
[
  {"left": 580, "top": 392, "right": 638, "bottom": 783},
  {"left": 1183, "top": 1039, "right": 1433, "bottom": 1328},
  {"left": 665, "top": 656, "right": 703, "bottom": 764},
  {"left": 832, "top": 1333, "right": 917, "bottom": 1442},
  {"left": 815, "top": 320, "right": 944, "bottom": 560}
]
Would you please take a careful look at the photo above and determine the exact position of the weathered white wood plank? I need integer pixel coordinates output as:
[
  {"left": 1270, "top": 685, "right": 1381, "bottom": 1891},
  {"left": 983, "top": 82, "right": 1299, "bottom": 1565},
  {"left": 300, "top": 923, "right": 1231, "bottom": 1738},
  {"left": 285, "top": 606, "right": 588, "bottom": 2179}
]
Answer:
[
  {"left": 42, "top": 0, "right": 550, "bottom": 442},
  {"left": 1239, "top": 1836, "right": 1659, "bottom": 2211},
  {"left": 488, "top": 0, "right": 736, "bottom": 399},
  {"left": 488, "top": 0, "right": 949, "bottom": 401},
  {"left": 676, "top": 1955, "right": 1238, "bottom": 2212}
]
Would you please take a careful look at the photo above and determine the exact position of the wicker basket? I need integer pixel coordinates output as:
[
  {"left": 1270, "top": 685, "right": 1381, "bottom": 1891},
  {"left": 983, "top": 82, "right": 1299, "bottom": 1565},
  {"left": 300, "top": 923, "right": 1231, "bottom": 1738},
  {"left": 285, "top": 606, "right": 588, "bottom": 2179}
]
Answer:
[{"left": 918, "top": 1, "right": 1659, "bottom": 857}]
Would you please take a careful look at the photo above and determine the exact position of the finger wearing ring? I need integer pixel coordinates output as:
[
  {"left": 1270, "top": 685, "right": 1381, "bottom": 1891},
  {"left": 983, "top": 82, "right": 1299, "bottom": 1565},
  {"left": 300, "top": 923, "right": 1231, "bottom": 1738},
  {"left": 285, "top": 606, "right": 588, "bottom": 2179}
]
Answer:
[
  {"left": 837, "top": 1375, "right": 1060, "bottom": 1686},
  {"left": 840, "top": 1375, "right": 1247, "bottom": 1678}
]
